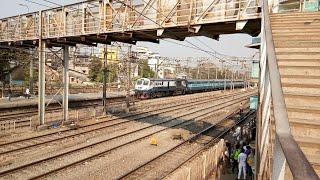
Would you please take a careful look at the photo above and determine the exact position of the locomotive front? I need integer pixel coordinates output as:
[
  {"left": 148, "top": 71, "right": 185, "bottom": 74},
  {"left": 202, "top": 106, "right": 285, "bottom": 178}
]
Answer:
[{"left": 134, "top": 78, "right": 151, "bottom": 99}]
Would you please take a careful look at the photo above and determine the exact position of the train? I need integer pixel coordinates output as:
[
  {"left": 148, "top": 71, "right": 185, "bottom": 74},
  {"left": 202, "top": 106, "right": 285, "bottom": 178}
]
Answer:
[{"left": 134, "top": 78, "right": 245, "bottom": 99}]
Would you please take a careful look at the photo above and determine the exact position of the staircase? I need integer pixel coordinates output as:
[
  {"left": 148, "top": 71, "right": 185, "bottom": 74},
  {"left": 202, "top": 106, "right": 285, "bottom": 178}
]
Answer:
[{"left": 270, "top": 11, "right": 320, "bottom": 176}]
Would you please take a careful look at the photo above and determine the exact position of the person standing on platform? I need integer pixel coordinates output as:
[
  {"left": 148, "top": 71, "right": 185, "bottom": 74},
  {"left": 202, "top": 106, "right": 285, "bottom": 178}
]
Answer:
[
  {"left": 8, "top": 87, "right": 12, "bottom": 101},
  {"left": 25, "top": 88, "right": 30, "bottom": 99},
  {"left": 232, "top": 144, "right": 241, "bottom": 173},
  {"left": 239, "top": 102, "right": 243, "bottom": 117},
  {"left": 117, "top": 79, "right": 121, "bottom": 93},
  {"left": 237, "top": 148, "right": 247, "bottom": 180}
]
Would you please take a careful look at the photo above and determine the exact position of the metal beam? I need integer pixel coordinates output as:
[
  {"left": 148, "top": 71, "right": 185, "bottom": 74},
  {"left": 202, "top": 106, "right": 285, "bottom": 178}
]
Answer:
[{"left": 63, "top": 46, "right": 69, "bottom": 122}]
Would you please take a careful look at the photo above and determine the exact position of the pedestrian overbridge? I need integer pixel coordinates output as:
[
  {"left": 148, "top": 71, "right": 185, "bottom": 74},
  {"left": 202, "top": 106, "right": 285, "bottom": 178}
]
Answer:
[{"left": 0, "top": 0, "right": 260, "bottom": 46}]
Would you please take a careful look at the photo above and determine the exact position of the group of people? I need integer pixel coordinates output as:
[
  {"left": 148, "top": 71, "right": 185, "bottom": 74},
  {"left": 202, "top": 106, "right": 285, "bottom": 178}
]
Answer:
[
  {"left": 223, "top": 141, "right": 255, "bottom": 180},
  {"left": 6, "top": 88, "right": 31, "bottom": 101}
]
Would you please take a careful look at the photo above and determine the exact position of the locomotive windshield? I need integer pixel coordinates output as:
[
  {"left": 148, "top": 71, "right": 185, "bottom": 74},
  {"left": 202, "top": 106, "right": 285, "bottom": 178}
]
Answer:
[
  {"left": 137, "top": 80, "right": 142, "bottom": 85},
  {"left": 143, "top": 80, "right": 149, "bottom": 85}
]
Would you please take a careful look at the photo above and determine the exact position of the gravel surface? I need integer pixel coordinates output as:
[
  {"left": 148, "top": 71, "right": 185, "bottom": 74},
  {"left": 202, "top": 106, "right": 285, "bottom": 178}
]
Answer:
[{"left": 0, "top": 89, "right": 256, "bottom": 180}]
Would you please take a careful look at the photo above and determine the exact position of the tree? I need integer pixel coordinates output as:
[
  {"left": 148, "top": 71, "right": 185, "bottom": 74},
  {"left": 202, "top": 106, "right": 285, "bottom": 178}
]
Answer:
[
  {"left": 139, "top": 60, "right": 155, "bottom": 78},
  {"left": 0, "top": 48, "right": 29, "bottom": 97},
  {"left": 88, "top": 57, "right": 103, "bottom": 82}
]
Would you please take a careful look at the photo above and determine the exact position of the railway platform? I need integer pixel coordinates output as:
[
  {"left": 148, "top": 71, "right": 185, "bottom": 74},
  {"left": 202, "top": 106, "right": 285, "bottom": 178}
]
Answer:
[{"left": 0, "top": 91, "right": 131, "bottom": 110}]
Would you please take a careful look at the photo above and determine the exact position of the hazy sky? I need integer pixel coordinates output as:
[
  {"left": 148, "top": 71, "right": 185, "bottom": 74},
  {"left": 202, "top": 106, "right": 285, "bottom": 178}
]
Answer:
[{"left": 0, "top": 0, "right": 258, "bottom": 60}]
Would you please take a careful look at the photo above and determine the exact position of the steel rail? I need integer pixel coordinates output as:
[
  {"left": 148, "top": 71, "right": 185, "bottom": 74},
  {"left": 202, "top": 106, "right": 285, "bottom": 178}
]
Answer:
[
  {"left": 0, "top": 91, "right": 222, "bottom": 147},
  {"left": 0, "top": 90, "right": 237, "bottom": 146},
  {"left": 119, "top": 109, "right": 256, "bottom": 179},
  {"left": 0, "top": 92, "right": 252, "bottom": 178},
  {"left": 29, "top": 95, "right": 253, "bottom": 180},
  {"left": 0, "top": 91, "right": 253, "bottom": 156},
  {"left": 262, "top": 0, "right": 319, "bottom": 179}
]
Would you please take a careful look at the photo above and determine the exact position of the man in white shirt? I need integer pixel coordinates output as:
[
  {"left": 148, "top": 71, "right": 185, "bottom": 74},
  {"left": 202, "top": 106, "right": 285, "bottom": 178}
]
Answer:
[
  {"left": 237, "top": 148, "right": 247, "bottom": 180},
  {"left": 25, "top": 88, "right": 30, "bottom": 99}
]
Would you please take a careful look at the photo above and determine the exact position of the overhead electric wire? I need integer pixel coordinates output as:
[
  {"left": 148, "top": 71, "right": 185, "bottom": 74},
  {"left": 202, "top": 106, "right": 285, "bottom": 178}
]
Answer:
[
  {"left": 24, "top": 0, "right": 53, "bottom": 8},
  {"left": 39, "top": 0, "right": 62, "bottom": 7}
]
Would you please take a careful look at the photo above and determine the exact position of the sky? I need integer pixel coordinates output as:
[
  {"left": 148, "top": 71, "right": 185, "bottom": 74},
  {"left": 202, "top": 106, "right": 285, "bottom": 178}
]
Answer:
[{"left": 0, "top": 0, "right": 258, "bottom": 61}]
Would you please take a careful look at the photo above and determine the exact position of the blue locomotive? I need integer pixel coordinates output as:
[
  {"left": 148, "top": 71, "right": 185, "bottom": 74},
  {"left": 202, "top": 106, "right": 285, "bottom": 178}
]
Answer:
[{"left": 134, "top": 78, "right": 244, "bottom": 99}]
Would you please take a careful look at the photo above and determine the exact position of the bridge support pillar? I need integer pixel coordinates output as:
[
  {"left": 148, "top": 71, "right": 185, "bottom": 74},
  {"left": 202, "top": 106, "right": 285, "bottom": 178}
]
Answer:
[
  {"left": 38, "top": 40, "right": 46, "bottom": 125},
  {"left": 63, "top": 46, "right": 69, "bottom": 122}
]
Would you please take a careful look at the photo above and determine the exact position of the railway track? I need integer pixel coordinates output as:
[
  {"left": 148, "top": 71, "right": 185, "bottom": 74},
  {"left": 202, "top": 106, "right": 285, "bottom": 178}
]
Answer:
[
  {"left": 119, "top": 111, "right": 256, "bottom": 179},
  {"left": 0, "top": 91, "right": 255, "bottom": 179},
  {"left": 0, "top": 90, "right": 252, "bottom": 158},
  {"left": 0, "top": 97, "right": 134, "bottom": 130}
]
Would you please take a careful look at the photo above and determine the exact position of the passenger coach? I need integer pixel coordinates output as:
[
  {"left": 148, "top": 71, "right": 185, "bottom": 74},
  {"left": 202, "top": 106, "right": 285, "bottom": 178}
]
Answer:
[{"left": 134, "top": 78, "right": 244, "bottom": 99}]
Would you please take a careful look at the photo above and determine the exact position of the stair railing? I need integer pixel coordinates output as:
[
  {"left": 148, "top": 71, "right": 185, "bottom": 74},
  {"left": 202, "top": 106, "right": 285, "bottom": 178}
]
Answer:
[{"left": 257, "top": 0, "right": 319, "bottom": 179}]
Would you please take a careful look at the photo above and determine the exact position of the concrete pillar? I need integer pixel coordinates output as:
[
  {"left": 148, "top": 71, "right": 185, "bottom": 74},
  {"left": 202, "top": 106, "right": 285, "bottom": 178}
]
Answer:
[
  {"left": 63, "top": 46, "right": 69, "bottom": 122},
  {"left": 29, "top": 57, "right": 34, "bottom": 94},
  {"left": 103, "top": 46, "right": 107, "bottom": 114},
  {"left": 215, "top": 68, "right": 218, "bottom": 79},
  {"left": 38, "top": 40, "right": 46, "bottom": 125}
]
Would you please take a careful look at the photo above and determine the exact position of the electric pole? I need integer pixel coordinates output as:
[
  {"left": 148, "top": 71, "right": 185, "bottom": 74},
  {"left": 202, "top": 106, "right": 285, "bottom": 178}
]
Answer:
[{"left": 103, "top": 45, "right": 108, "bottom": 114}]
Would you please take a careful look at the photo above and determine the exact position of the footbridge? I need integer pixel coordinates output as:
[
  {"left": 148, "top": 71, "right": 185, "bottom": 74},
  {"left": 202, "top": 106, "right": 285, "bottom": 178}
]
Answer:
[{"left": 0, "top": 0, "right": 260, "bottom": 46}]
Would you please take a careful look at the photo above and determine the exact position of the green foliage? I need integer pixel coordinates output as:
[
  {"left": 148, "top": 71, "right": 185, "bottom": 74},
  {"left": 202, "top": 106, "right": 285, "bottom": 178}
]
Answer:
[
  {"left": 88, "top": 57, "right": 103, "bottom": 82},
  {"left": 139, "top": 60, "right": 155, "bottom": 78},
  {"left": 0, "top": 48, "right": 30, "bottom": 84},
  {"left": 108, "top": 63, "right": 119, "bottom": 83},
  {"left": 88, "top": 57, "right": 120, "bottom": 83}
]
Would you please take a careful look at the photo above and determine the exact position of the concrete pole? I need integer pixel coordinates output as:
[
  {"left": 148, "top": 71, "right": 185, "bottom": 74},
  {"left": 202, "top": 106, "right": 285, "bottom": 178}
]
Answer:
[
  {"left": 215, "top": 68, "right": 218, "bottom": 79},
  {"left": 197, "top": 65, "right": 200, "bottom": 79},
  {"left": 38, "top": 41, "right": 46, "bottom": 125},
  {"left": 231, "top": 68, "right": 234, "bottom": 90},
  {"left": 63, "top": 46, "right": 69, "bottom": 122},
  {"left": 29, "top": 57, "right": 34, "bottom": 94},
  {"left": 207, "top": 68, "right": 210, "bottom": 79},
  {"left": 126, "top": 46, "right": 132, "bottom": 112},
  {"left": 156, "top": 58, "right": 159, "bottom": 79},
  {"left": 38, "top": 11, "right": 46, "bottom": 125},
  {"left": 103, "top": 45, "right": 107, "bottom": 114},
  {"left": 222, "top": 61, "right": 226, "bottom": 91}
]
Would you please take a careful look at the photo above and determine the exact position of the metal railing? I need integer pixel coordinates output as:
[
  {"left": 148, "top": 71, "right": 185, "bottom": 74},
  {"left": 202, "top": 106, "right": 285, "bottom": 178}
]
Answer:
[
  {"left": 257, "top": 0, "right": 319, "bottom": 179},
  {"left": 0, "top": 0, "right": 260, "bottom": 42}
]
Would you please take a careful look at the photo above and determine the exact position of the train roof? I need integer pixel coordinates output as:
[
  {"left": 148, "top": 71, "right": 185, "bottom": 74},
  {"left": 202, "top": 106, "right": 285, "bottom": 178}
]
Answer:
[{"left": 137, "top": 78, "right": 244, "bottom": 82}]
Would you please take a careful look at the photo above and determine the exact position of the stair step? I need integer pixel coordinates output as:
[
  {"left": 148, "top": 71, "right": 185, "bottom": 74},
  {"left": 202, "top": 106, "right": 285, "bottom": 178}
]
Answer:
[
  {"left": 273, "top": 32, "right": 320, "bottom": 36},
  {"left": 290, "top": 118, "right": 320, "bottom": 126},
  {"left": 278, "top": 60, "right": 320, "bottom": 67},
  {"left": 287, "top": 107, "right": 320, "bottom": 130},
  {"left": 270, "top": 12, "right": 320, "bottom": 17},
  {"left": 274, "top": 41, "right": 320, "bottom": 48},
  {"left": 277, "top": 54, "right": 320, "bottom": 59},
  {"left": 271, "top": 25, "right": 320, "bottom": 30},
  {"left": 281, "top": 77, "right": 320, "bottom": 86},
  {"left": 288, "top": 110, "right": 320, "bottom": 123},
  {"left": 290, "top": 119, "right": 320, "bottom": 139},
  {"left": 282, "top": 84, "right": 320, "bottom": 94},
  {"left": 295, "top": 136, "right": 320, "bottom": 156},
  {"left": 271, "top": 24, "right": 320, "bottom": 28},
  {"left": 287, "top": 105, "right": 320, "bottom": 113},
  {"left": 272, "top": 28, "right": 320, "bottom": 33},
  {"left": 273, "top": 35, "right": 320, "bottom": 41},
  {"left": 282, "top": 82, "right": 320, "bottom": 89},
  {"left": 279, "top": 66, "right": 320, "bottom": 76},
  {"left": 284, "top": 92, "right": 320, "bottom": 107},
  {"left": 271, "top": 17, "right": 320, "bottom": 21},
  {"left": 276, "top": 48, "right": 320, "bottom": 53},
  {"left": 271, "top": 19, "right": 320, "bottom": 24}
]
